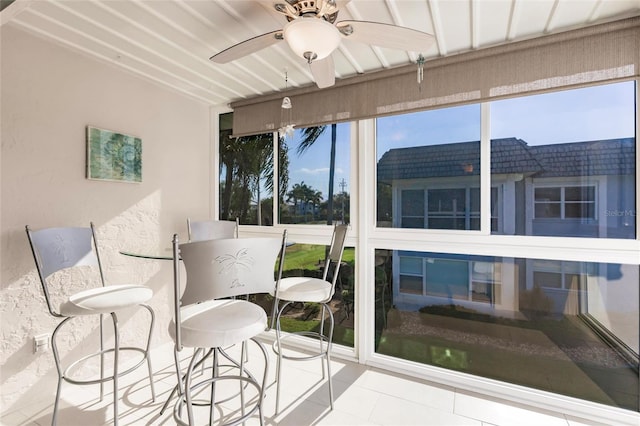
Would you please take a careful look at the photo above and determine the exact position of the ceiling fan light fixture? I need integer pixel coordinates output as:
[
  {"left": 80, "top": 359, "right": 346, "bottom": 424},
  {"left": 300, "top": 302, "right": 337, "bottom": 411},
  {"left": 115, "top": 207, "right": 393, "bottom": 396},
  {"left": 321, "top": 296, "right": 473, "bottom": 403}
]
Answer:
[{"left": 283, "top": 18, "right": 341, "bottom": 62}]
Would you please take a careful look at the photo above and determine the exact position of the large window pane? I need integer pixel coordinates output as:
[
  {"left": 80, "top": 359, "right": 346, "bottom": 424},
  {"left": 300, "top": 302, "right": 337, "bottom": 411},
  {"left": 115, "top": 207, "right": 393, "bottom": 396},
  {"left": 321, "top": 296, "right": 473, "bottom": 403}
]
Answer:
[
  {"left": 491, "top": 81, "right": 636, "bottom": 238},
  {"left": 219, "top": 112, "right": 276, "bottom": 225},
  {"left": 375, "top": 249, "right": 639, "bottom": 411},
  {"left": 377, "top": 105, "right": 481, "bottom": 229},
  {"left": 279, "top": 123, "right": 351, "bottom": 225}
]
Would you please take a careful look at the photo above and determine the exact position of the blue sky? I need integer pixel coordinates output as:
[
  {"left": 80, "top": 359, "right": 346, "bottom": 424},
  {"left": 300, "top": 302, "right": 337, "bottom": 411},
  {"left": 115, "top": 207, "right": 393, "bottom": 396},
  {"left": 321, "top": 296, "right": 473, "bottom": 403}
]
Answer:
[
  {"left": 490, "top": 81, "right": 636, "bottom": 146},
  {"left": 286, "top": 122, "right": 351, "bottom": 200},
  {"left": 285, "top": 81, "right": 635, "bottom": 200},
  {"left": 377, "top": 81, "right": 636, "bottom": 157}
]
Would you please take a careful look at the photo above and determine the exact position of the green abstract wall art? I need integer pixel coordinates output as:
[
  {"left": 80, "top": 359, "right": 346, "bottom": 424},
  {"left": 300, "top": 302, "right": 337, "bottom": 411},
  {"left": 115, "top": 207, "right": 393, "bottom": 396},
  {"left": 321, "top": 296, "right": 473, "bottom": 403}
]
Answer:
[{"left": 86, "top": 126, "right": 142, "bottom": 183}]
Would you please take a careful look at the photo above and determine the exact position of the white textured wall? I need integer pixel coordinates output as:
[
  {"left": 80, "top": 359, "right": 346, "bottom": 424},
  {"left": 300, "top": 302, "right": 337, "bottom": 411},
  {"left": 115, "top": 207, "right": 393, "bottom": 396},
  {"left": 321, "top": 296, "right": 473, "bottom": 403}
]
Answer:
[{"left": 1, "top": 25, "right": 212, "bottom": 412}]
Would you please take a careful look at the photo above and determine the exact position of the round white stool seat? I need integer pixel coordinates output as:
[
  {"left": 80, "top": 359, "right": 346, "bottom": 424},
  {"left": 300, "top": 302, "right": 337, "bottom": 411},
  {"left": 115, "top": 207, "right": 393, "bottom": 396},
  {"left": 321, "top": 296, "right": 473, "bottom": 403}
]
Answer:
[
  {"left": 59, "top": 284, "right": 153, "bottom": 316},
  {"left": 169, "top": 299, "right": 268, "bottom": 349},
  {"left": 273, "top": 276, "right": 334, "bottom": 303}
]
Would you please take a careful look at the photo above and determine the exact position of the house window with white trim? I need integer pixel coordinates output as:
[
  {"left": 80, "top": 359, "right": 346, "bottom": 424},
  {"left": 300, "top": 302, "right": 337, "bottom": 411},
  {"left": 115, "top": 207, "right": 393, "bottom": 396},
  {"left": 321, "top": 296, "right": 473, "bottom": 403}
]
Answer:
[
  {"left": 427, "top": 188, "right": 473, "bottom": 230},
  {"left": 532, "top": 259, "right": 597, "bottom": 291},
  {"left": 534, "top": 185, "right": 596, "bottom": 220},
  {"left": 398, "top": 254, "right": 501, "bottom": 305},
  {"left": 400, "top": 187, "right": 498, "bottom": 231}
]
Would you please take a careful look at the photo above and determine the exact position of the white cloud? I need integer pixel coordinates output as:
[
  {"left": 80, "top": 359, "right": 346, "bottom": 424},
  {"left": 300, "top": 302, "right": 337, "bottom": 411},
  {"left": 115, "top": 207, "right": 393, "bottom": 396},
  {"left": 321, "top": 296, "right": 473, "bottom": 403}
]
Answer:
[
  {"left": 298, "top": 167, "right": 345, "bottom": 175},
  {"left": 390, "top": 130, "right": 407, "bottom": 142},
  {"left": 299, "top": 167, "right": 329, "bottom": 175}
]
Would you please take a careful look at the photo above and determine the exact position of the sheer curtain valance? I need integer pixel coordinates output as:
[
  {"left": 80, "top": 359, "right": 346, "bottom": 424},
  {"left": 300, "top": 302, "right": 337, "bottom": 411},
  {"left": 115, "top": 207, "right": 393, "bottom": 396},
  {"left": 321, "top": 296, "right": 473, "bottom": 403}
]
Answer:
[{"left": 231, "top": 16, "right": 639, "bottom": 137}]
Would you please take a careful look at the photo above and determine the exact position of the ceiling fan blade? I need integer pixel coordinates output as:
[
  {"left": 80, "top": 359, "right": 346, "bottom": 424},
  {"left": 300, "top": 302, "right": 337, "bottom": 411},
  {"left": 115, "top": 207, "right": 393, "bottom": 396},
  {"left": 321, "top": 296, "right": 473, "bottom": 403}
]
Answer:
[
  {"left": 210, "top": 30, "right": 284, "bottom": 63},
  {"left": 337, "top": 20, "right": 435, "bottom": 53},
  {"left": 309, "top": 55, "right": 336, "bottom": 88},
  {"left": 333, "top": 0, "right": 351, "bottom": 10}
]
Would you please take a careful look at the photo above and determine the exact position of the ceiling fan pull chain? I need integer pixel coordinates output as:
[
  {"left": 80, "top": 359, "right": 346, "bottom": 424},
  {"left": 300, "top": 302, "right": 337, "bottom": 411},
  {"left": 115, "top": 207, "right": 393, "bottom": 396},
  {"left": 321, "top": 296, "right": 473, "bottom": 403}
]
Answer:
[
  {"left": 279, "top": 70, "right": 295, "bottom": 139},
  {"left": 417, "top": 54, "right": 426, "bottom": 85}
]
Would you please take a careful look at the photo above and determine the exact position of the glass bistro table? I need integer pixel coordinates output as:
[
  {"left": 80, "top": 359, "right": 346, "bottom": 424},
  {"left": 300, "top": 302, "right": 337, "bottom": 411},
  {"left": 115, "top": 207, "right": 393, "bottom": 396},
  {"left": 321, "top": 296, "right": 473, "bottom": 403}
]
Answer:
[{"left": 119, "top": 246, "right": 175, "bottom": 260}]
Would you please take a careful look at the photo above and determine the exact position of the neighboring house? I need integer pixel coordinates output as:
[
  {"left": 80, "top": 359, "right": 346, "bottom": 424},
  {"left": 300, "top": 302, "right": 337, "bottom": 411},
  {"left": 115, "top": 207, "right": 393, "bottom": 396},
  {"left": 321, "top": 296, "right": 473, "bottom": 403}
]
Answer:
[
  {"left": 377, "top": 137, "right": 635, "bottom": 238},
  {"left": 377, "top": 137, "right": 637, "bottom": 354},
  {"left": 291, "top": 200, "right": 319, "bottom": 218}
]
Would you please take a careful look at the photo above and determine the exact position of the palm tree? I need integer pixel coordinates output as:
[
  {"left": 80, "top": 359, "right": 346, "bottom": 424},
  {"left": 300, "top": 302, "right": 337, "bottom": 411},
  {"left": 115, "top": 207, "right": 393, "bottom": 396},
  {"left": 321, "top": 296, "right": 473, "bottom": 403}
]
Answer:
[
  {"left": 297, "top": 123, "right": 338, "bottom": 224},
  {"left": 220, "top": 130, "right": 288, "bottom": 224},
  {"left": 286, "top": 182, "right": 308, "bottom": 215},
  {"left": 308, "top": 188, "right": 323, "bottom": 221},
  {"left": 286, "top": 181, "right": 324, "bottom": 222}
]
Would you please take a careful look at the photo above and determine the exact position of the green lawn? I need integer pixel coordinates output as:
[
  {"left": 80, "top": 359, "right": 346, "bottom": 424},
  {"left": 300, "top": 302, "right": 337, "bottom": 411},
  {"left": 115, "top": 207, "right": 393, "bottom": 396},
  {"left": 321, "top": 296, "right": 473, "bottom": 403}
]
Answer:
[
  {"left": 283, "top": 245, "right": 354, "bottom": 272},
  {"left": 278, "top": 317, "right": 354, "bottom": 347}
]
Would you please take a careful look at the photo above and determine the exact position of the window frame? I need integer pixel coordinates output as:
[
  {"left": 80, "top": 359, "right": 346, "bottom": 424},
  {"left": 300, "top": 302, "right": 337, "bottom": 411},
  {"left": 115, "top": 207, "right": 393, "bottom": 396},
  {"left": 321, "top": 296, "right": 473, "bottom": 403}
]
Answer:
[{"left": 533, "top": 184, "right": 598, "bottom": 220}]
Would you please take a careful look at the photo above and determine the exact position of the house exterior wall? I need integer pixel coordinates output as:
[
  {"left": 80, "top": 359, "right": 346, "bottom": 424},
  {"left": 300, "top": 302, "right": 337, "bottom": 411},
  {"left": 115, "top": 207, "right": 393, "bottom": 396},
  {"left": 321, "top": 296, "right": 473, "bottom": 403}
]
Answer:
[{"left": 0, "top": 26, "right": 212, "bottom": 412}]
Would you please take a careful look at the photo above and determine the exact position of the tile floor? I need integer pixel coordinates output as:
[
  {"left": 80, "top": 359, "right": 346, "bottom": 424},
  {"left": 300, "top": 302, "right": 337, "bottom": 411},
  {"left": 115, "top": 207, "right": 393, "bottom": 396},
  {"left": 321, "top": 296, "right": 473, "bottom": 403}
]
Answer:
[{"left": 1, "top": 340, "right": 635, "bottom": 426}]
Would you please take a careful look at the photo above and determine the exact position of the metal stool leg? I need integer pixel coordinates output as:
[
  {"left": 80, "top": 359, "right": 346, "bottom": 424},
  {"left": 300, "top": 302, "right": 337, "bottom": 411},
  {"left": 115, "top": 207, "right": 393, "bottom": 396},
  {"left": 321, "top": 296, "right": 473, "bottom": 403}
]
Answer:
[
  {"left": 209, "top": 348, "right": 218, "bottom": 425},
  {"left": 273, "top": 301, "right": 290, "bottom": 415},
  {"left": 141, "top": 304, "right": 156, "bottom": 401},
  {"left": 184, "top": 348, "right": 201, "bottom": 425},
  {"left": 323, "top": 302, "right": 335, "bottom": 410},
  {"left": 50, "top": 318, "right": 71, "bottom": 426},
  {"left": 100, "top": 314, "right": 105, "bottom": 401},
  {"left": 319, "top": 305, "right": 327, "bottom": 379},
  {"left": 110, "top": 312, "right": 120, "bottom": 426}
]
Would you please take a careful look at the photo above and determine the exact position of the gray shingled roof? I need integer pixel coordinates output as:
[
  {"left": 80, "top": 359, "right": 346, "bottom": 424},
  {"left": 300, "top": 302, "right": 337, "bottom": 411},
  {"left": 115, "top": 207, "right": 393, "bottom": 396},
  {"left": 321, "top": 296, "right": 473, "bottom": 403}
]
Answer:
[
  {"left": 529, "top": 138, "right": 635, "bottom": 177},
  {"left": 377, "top": 137, "right": 635, "bottom": 182},
  {"left": 377, "top": 137, "right": 542, "bottom": 182}
]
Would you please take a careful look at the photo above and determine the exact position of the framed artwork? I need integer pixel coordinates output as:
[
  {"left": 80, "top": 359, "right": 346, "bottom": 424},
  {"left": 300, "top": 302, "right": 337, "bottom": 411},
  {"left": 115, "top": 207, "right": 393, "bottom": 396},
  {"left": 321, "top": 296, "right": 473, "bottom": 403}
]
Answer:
[{"left": 86, "top": 126, "right": 142, "bottom": 183}]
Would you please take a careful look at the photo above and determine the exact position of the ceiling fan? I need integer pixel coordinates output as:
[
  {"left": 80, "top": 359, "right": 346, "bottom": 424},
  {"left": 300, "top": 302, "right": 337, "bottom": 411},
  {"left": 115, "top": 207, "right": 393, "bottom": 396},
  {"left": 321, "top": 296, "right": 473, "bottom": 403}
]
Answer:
[{"left": 210, "top": 0, "right": 435, "bottom": 88}]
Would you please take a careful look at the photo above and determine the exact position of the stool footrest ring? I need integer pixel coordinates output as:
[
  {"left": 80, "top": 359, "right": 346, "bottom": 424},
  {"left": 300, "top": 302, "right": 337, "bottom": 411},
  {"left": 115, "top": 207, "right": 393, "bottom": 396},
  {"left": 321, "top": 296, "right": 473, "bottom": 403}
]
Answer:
[
  {"left": 272, "top": 332, "right": 330, "bottom": 362},
  {"left": 172, "top": 375, "right": 262, "bottom": 426},
  {"left": 62, "top": 346, "right": 148, "bottom": 386}
]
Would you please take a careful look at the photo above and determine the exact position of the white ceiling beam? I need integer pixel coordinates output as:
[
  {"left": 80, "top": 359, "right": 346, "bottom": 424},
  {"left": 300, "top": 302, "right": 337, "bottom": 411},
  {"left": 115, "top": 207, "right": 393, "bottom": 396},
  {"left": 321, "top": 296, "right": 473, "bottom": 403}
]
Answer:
[
  {"left": 12, "top": 10, "right": 217, "bottom": 105},
  {"left": 587, "top": 0, "right": 604, "bottom": 23},
  {"left": 0, "top": 0, "right": 32, "bottom": 26},
  {"left": 427, "top": 0, "right": 447, "bottom": 56},
  {"left": 471, "top": 0, "right": 479, "bottom": 49},
  {"left": 544, "top": 0, "right": 561, "bottom": 33},
  {"left": 506, "top": 0, "right": 521, "bottom": 41},
  {"left": 134, "top": 0, "right": 276, "bottom": 95},
  {"left": 53, "top": 0, "right": 238, "bottom": 100}
]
